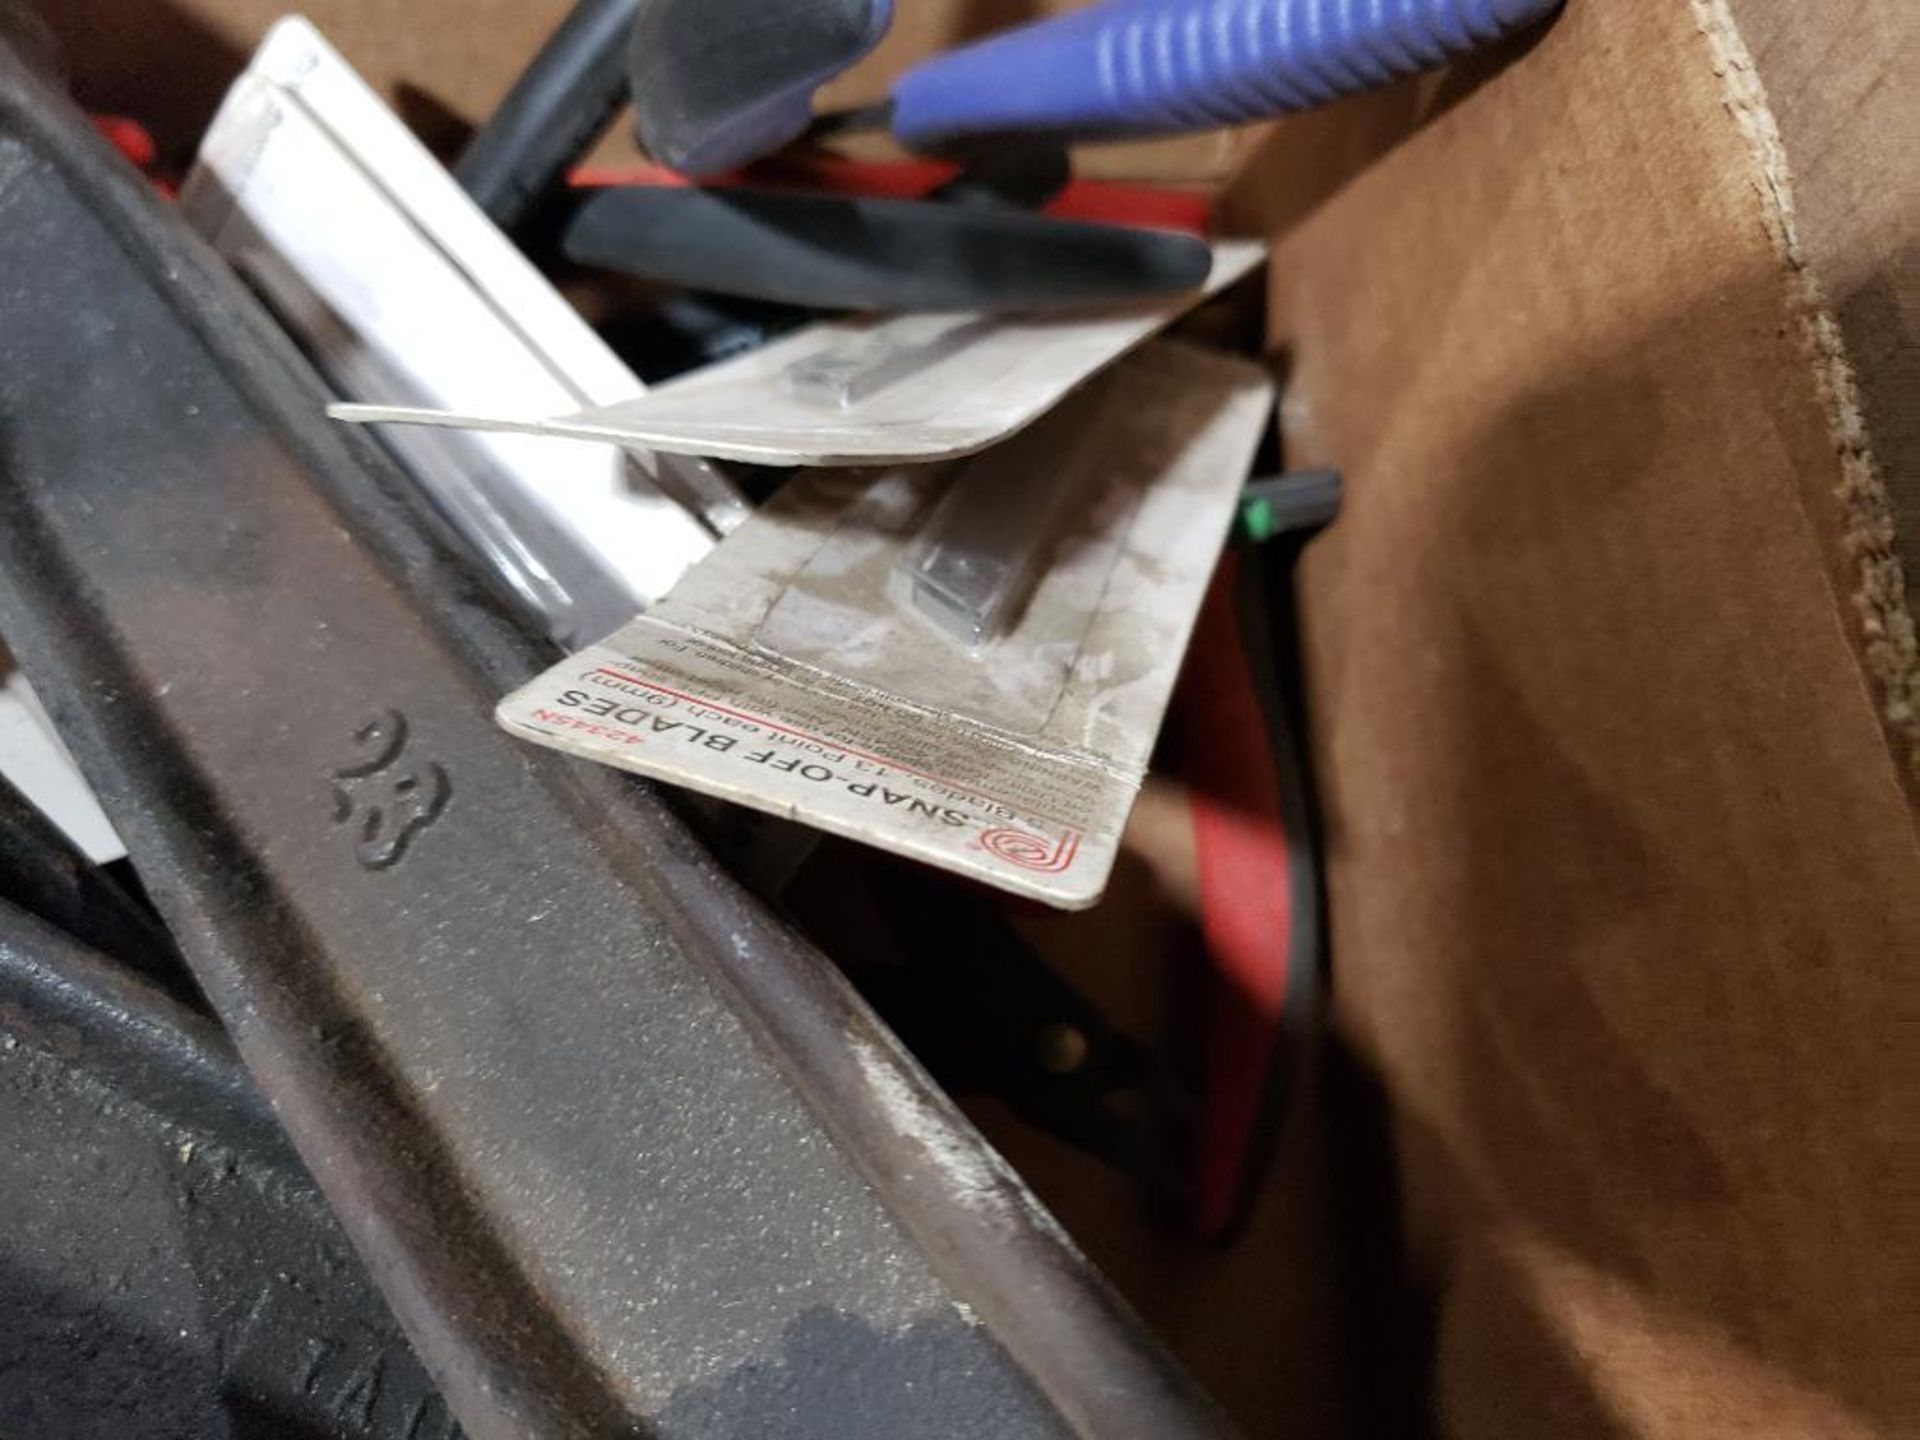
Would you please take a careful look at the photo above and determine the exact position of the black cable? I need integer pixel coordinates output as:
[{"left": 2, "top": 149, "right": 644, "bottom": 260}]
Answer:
[
  {"left": 453, "top": 0, "right": 640, "bottom": 234},
  {"left": 1198, "top": 520, "right": 1333, "bottom": 1245}
]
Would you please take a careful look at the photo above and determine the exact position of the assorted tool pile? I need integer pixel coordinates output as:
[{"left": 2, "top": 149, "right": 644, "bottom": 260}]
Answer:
[
  {"left": 0, "top": 1, "right": 1562, "bottom": 1435},
  {"left": 271, "top": 0, "right": 1558, "bottom": 905}
]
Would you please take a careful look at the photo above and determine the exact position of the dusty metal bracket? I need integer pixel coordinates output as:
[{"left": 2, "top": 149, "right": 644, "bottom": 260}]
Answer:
[{"left": 0, "top": 40, "right": 1230, "bottom": 1440}]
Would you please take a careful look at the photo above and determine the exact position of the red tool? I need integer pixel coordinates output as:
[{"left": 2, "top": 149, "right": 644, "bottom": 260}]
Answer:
[{"left": 1169, "top": 549, "right": 1321, "bottom": 1243}]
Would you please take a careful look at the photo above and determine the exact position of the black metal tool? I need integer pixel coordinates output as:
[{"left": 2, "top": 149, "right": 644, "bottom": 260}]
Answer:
[
  {"left": 0, "top": 768, "right": 195, "bottom": 1002},
  {"left": 606, "top": 0, "right": 1214, "bottom": 313},
  {"left": 0, "top": 896, "right": 462, "bottom": 1438},
  {"left": 856, "top": 862, "right": 1184, "bottom": 1192},
  {"left": 630, "top": 0, "right": 892, "bottom": 177},
  {"left": 563, "top": 183, "right": 1212, "bottom": 312},
  {"left": 0, "top": 41, "right": 1233, "bottom": 1440}
]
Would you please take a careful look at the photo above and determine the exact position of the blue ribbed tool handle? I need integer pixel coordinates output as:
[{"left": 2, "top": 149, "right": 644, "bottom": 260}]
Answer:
[{"left": 891, "top": 0, "right": 1560, "bottom": 150}]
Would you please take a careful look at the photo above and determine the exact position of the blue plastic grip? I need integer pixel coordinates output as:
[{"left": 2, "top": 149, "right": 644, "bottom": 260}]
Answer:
[{"left": 890, "top": 0, "right": 1561, "bottom": 150}]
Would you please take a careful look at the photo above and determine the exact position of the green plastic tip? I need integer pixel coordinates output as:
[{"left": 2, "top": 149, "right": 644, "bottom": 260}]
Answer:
[{"left": 1239, "top": 495, "right": 1277, "bottom": 545}]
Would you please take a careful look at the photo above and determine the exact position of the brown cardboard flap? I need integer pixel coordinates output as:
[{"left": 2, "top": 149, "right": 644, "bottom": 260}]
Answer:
[
  {"left": 1225, "top": 0, "right": 1918, "bottom": 1433},
  {"left": 1734, "top": 0, "right": 1920, "bottom": 726}
]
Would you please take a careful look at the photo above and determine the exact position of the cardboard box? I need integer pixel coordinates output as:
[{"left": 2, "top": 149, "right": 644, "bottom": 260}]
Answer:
[
  {"left": 1223, "top": 0, "right": 1919, "bottom": 1432},
  {"left": 46, "top": 1, "right": 1918, "bottom": 1434}
]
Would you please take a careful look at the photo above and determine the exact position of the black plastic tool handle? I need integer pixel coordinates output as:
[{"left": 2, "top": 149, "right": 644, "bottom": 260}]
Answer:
[
  {"left": 563, "top": 186, "right": 1214, "bottom": 312},
  {"left": 454, "top": 0, "right": 639, "bottom": 233}
]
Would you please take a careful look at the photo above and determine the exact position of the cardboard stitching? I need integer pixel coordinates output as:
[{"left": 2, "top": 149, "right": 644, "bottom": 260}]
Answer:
[{"left": 1689, "top": 0, "right": 1920, "bottom": 791}]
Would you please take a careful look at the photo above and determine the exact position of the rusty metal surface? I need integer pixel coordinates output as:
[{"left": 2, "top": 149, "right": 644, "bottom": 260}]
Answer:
[{"left": 0, "top": 38, "right": 1231, "bottom": 1440}]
